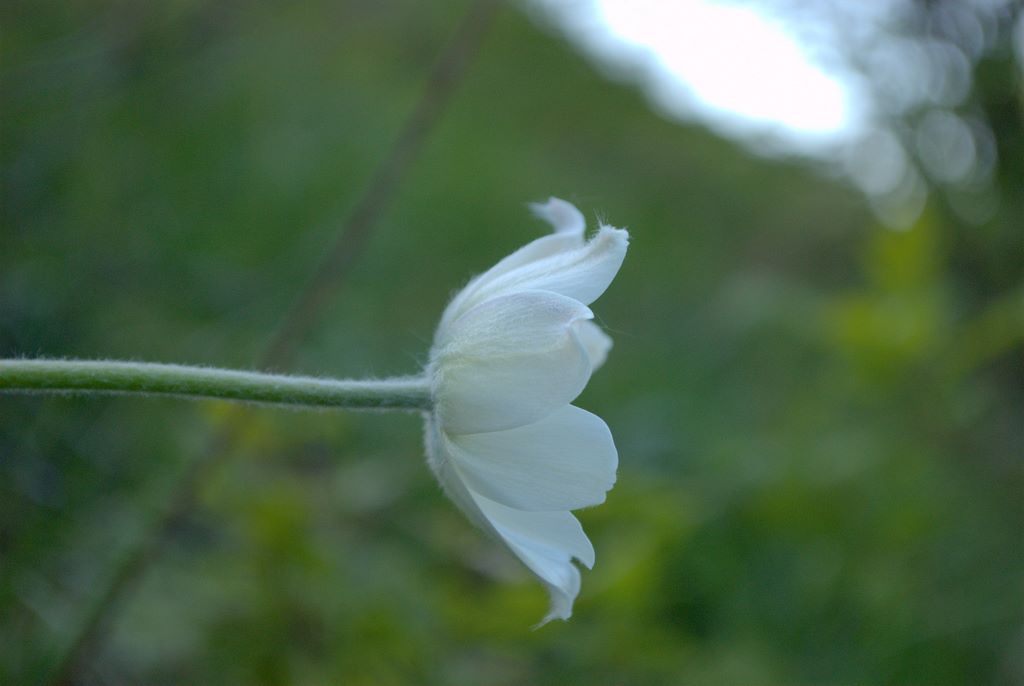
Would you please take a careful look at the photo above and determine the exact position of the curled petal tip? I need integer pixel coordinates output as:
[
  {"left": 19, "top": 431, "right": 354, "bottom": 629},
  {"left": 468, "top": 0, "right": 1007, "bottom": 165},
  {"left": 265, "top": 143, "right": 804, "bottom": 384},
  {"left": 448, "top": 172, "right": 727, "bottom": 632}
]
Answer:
[
  {"left": 530, "top": 197, "right": 586, "bottom": 236},
  {"left": 533, "top": 578, "right": 578, "bottom": 628},
  {"left": 533, "top": 610, "right": 571, "bottom": 630}
]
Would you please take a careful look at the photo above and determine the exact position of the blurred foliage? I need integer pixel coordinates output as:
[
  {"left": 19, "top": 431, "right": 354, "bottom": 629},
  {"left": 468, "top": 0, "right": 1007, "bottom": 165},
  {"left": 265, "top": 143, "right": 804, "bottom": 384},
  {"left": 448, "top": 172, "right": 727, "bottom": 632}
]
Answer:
[{"left": 1, "top": 1, "right": 1022, "bottom": 685}]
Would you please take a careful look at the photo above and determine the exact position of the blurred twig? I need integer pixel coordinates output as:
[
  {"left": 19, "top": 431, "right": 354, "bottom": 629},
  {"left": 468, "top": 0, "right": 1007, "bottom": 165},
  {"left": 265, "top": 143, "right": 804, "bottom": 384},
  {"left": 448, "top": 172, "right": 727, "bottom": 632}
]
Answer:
[
  {"left": 45, "top": 1, "right": 502, "bottom": 683},
  {"left": 263, "top": 0, "right": 502, "bottom": 369}
]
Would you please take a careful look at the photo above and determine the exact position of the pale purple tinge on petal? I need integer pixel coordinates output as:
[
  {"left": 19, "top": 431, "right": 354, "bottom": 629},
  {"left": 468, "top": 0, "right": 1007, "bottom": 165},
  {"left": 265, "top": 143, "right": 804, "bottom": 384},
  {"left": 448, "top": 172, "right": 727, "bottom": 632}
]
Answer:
[
  {"left": 432, "top": 291, "right": 595, "bottom": 435},
  {"left": 575, "top": 320, "right": 613, "bottom": 371},
  {"left": 444, "top": 405, "right": 618, "bottom": 511}
]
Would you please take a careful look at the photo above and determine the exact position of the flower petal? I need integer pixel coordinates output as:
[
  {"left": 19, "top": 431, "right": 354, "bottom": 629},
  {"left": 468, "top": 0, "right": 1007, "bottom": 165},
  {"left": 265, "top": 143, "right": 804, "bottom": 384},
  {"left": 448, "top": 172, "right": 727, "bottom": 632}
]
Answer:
[
  {"left": 423, "top": 413, "right": 494, "bottom": 533},
  {"left": 437, "top": 204, "right": 586, "bottom": 334},
  {"left": 424, "top": 410, "right": 598, "bottom": 625},
  {"left": 472, "top": 492, "right": 596, "bottom": 624},
  {"left": 446, "top": 405, "right": 617, "bottom": 511},
  {"left": 575, "top": 320, "right": 613, "bottom": 371},
  {"left": 462, "top": 225, "right": 628, "bottom": 310},
  {"left": 435, "top": 201, "right": 628, "bottom": 336},
  {"left": 530, "top": 197, "right": 585, "bottom": 235},
  {"left": 432, "top": 291, "right": 594, "bottom": 434}
]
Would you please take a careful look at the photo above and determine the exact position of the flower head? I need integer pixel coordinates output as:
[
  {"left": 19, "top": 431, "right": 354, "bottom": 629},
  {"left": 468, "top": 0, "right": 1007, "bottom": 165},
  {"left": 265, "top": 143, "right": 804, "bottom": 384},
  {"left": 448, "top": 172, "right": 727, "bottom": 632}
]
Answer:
[{"left": 424, "top": 197, "right": 629, "bottom": 624}]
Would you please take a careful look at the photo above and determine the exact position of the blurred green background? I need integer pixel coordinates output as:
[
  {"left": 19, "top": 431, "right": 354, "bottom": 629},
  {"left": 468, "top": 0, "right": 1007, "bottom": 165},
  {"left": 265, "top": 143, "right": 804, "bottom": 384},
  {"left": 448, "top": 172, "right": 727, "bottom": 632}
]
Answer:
[{"left": 2, "top": 1, "right": 1022, "bottom": 684}]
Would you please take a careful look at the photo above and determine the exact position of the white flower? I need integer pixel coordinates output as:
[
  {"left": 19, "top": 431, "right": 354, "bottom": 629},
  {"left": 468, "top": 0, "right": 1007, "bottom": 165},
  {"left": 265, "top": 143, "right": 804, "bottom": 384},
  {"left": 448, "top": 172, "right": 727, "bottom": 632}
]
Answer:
[{"left": 423, "top": 197, "right": 629, "bottom": 625}]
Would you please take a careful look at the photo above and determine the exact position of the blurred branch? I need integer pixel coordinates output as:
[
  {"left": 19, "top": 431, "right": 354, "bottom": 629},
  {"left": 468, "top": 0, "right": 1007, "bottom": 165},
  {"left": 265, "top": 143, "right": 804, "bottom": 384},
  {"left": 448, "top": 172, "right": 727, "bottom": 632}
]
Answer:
[
  {"left": 262, "top": 0, "right": 503, "bottom": 369},
  {"left": 45, "top": 1, "right": 502, "bottom": 683}
]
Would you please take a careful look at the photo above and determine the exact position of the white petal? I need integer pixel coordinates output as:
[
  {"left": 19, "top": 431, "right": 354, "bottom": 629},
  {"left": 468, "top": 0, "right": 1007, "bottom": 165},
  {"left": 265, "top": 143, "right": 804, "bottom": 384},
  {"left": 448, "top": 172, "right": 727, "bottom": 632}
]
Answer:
[
  {"left": 537, "top": 572, "right": 580, "bottom": 626},
  {"left": 446, "top": 405, "right": 617, "bottom": 511},
  {"left": 439, "top": 199, "right": 589, "bottom": 334},
  {"left": 474, "top": 199, "right": 587, "bottom": 282},
  {"left": 530, "top": 197, "right": 585, "bottom": 235},
  {"left": 424, "top": 413, "right": 598, "bottom": 625},
  {"left": 423, "top": 413, "right": 495, "bottom": 533},
  {"left": 473, "top": 492, "right": 595, "bottom": 624},
  {"left": 432, "top": 291, "right": 594, "bottom": 434},
  {"left": 575, "top": 320, "right": 613, "bottom": 371},
  {"left": 437, "top": 230, "right": 582, "bottom": 334},
  {"left": 461, "top": 225, "right": 628, "bottom": 311}
]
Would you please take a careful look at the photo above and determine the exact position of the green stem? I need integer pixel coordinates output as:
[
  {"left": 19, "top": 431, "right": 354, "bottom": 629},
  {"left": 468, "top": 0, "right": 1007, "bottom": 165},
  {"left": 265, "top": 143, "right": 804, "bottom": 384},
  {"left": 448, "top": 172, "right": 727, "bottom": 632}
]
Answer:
[{"left": 0, "top": 359, "right": 432, "bottom": 411}]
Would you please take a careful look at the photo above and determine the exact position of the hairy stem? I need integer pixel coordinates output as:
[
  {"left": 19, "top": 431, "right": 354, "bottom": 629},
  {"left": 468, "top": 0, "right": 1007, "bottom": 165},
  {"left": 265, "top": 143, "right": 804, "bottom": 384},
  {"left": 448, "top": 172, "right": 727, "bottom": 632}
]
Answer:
[{"left": 0, "top": 359, "right": 432, "bottom": 411}]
